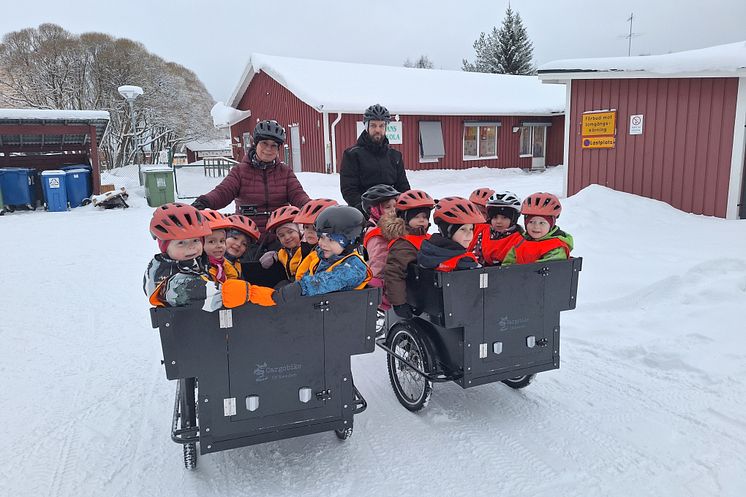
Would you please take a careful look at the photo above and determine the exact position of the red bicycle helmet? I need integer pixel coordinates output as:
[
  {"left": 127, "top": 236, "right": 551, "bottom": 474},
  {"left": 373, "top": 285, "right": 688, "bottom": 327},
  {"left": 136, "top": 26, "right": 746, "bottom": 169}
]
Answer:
[
  {"left": 227, "top": 214, "right": 260, "bottom": 241},
  {"left": 294, "top": 198, "right": 338, "bottom": 225},
  {"left": 200, "top": 209, "right": 233, "bottom": 230},
  {"left": 149, "top": 203, "right": 212, "bottom": 241},
  {"left": 395, "top": 189, "right": 435, "bottom": 211},
  {"left": 266, "top": 205, "right": 301, "bottom": 232},
  {"left": 469, "top": 187, "right": 495, "bottom": 208},
  {"left": 434, "top": 197, "right": 486, "bottom": 225},
  {"left": 521, "top": 192, "right": 562, "bottom": 218}
]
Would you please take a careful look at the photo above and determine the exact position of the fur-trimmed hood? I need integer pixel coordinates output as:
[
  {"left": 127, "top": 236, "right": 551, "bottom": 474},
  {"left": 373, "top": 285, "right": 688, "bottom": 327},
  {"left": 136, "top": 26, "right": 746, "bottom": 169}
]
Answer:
[{"left": 378, "top": 213, "right": 406, "bottom": 240}]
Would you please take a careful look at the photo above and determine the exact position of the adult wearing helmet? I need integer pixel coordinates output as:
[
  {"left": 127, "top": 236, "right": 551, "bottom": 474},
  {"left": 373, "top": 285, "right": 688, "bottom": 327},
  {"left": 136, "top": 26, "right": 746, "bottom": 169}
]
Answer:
[
  {"left": 191, "top": 119, "right": 310, "bottom": 236},
  {"left": 340, "top": 104, "right": 410, "bottom": 213}
]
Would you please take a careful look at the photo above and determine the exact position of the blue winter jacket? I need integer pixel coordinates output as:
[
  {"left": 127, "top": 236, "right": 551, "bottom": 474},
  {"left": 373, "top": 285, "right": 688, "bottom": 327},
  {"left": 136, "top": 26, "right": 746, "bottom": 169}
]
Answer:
[{"left": 298, "top": 248, "right": 369, "bottom": 296}]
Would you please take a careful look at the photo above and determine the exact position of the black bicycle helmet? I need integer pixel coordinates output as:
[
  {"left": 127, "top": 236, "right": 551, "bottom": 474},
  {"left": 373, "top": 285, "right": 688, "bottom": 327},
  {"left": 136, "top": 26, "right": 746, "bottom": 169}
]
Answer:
[
  {"left": 360, "top": 184, "right": 400, "bottom": 215},
  {"left": 314, "top": 205, "right": 365, "bottom": 245},
  {"left": 253, "top": 119, "right": 286, "bottom": 145},
  {"left": 363, "top": 104, "right": 391, "bottom": 123}
]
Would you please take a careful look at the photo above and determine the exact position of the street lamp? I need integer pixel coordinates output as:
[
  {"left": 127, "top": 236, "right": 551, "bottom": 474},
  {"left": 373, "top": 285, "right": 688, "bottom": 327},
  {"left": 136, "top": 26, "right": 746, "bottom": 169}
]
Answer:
[{"left": 118, "top": 85, "right": 144, "bottom": 184}]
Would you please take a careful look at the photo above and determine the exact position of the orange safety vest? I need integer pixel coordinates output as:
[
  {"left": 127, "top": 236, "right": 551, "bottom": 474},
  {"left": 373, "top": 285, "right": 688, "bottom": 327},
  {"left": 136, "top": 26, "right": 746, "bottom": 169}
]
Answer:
[
  {"left": 277, "top": 244, "right": 312, "bottom": 279},
  {"left": 511, "top": 237, "right": 570, "bottom": 264},
  {"left": 436, "top": 252, "right": 479, "bottom": 272},
  {"left": 363, "top": 226, "right": 383, "bottom": 249},
  {"left": 482, "top": 231, "right": 524, "bottom": 265},
  {"left": 296, "top": 250, "right": 372, "bottom": 289},
  {"left": 387, "top": 233, "right": 430, "bottom": 251},
  {"left": 468, "top": 223, "right": 491, "bottom": 252}
]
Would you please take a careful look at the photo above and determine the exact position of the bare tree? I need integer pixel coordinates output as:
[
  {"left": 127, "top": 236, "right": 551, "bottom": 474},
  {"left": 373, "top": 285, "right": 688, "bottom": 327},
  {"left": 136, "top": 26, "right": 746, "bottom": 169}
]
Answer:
[{"left": 403, "top": 55, "right": 434, "bottom": 69}]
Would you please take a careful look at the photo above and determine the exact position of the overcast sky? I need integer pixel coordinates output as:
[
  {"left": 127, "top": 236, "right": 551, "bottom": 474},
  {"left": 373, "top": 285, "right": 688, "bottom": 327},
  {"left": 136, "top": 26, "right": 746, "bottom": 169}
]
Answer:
[{"left": 1, "top": 0, "right": 745, "bottom": 103}]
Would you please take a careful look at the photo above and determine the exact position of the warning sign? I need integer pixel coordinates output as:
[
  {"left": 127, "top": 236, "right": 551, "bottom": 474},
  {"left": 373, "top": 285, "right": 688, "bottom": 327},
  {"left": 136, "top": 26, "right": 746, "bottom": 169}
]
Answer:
[
  {"left": 582, "top": 111, "right": 616, "bottom": 137},
  {"left": 582, "top": 136, "right": 616, "bottom": 149}
]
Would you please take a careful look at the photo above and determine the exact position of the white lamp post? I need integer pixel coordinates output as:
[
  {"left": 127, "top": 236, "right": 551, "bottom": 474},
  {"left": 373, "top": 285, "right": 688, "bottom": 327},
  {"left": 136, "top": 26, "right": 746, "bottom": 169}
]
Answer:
[{"left": 118, "top": 85, "right": 144, "bottom": 183}]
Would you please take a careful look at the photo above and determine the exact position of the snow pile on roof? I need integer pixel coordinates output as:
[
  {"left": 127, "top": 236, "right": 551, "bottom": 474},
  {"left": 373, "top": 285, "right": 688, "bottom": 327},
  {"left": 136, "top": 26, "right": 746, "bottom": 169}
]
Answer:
[
  {"left": 229, "top": 54, "right": 565, "bottom": 116},
  {"left": 184, "top": 138, "right": 232, "bottom": 152},
  {"left": 0, "top": 108, "right": 110, "bottom": 121},
  {"left": 210, "top": 101, "right": 251, "bottom": 128},
  {"left": 539, "top": 40, "right": 746, "bottom": 76}
]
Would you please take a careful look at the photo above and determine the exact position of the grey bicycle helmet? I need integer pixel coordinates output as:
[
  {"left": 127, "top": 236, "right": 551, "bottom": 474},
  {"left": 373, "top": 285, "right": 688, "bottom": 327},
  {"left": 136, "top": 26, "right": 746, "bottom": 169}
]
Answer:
[
  {"left": 361, "top": 184, "right": 400, "bottom": 215},
  {"left": 253, "top": 119, "right": 286, "bottom": 145},
  {"left": 363, "top": 104, "right": 391, "bottom": 123}
]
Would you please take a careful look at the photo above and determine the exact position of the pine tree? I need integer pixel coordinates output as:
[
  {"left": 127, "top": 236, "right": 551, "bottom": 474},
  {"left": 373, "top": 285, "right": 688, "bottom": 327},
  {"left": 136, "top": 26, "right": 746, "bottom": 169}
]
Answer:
[
  {"left": 462, "top": 6, "right": 535, "bottom": 75},
  {"left": 403, "top": 55, "right": 434, "bottom": 69}
]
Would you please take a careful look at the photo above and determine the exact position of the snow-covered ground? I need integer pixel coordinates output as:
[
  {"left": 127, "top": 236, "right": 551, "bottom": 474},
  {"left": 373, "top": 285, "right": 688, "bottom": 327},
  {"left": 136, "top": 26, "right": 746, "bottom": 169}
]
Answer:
[{"left": 1, "top": 165, "right": 745, "bottom": 497}]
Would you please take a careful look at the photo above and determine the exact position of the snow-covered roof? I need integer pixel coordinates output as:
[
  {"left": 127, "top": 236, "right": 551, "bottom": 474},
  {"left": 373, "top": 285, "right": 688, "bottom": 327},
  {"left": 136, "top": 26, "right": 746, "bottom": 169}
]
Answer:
[
  {"left": 228, "top": 53, "right": 565, "bottom": 116},
  {"left": 184, "top": 139, "right": 232, "bottom": 152},
  {"left": 0, "top": 108, "right": 110, "bottom": 121},
  {"left": 538, "top": 41, "right": 746, "bottom": 81}
]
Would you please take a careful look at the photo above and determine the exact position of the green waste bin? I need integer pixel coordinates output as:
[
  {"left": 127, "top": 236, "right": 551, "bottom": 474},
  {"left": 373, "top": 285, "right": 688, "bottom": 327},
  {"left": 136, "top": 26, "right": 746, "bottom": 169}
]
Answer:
[{"left": 143, "top": 166, "right": 175, "bottom": 207}]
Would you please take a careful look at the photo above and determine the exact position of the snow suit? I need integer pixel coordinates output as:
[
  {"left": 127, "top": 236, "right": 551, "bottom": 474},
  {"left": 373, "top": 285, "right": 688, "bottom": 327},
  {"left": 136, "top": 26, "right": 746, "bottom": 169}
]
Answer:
[
  {"left": 340, "top": 130, "right": 410, "bottom": 211},
  {"left": 502, "top": 226, "right": 574, "bottom": 265},
  {"left": 418, "top": 234, "right": 480, "bottom": 272},
  {"left": 194, "top": 148, "right": 310, "bottom": 233},
  {"left": 381, "top": 216, "right": 430, "bottom": 307},
  {"left": 294, "top": 247, "right": 372, "bottom": 296},
  {"left": 144, "top": 254, "right": 223, "bottom": 312}
]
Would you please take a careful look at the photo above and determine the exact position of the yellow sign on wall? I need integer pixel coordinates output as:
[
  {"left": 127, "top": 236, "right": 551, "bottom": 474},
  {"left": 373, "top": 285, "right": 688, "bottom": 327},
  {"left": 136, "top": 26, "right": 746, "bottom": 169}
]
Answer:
[
  {"left": 582, "top": 111, "right": 616, "bottom": 137},
  {"left": 582, "top": 136, "right": 616, "bottom": 149}
]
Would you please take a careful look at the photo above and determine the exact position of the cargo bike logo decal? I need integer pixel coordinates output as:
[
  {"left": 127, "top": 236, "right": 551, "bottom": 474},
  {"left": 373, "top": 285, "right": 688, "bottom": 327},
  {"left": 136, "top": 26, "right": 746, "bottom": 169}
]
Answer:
[
  {"left": 497, "top": 316, "right": 530, "bottom": 332},
  {"left": 254, "top": 362, "right": 303, "bottom": 382}
]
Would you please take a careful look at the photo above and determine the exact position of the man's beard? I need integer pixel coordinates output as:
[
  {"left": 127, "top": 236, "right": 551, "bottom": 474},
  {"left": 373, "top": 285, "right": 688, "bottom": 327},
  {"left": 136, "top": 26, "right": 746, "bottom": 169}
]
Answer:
[{"left": 370, "top": 132, "right": 384, "bottom": 143}]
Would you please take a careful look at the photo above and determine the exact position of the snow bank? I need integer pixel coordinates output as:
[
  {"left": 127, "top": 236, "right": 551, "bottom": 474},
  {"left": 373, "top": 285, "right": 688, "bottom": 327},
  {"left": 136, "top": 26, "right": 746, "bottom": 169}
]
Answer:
[{"left": 229, "top": 53, "right": 566, "bottom": 116}]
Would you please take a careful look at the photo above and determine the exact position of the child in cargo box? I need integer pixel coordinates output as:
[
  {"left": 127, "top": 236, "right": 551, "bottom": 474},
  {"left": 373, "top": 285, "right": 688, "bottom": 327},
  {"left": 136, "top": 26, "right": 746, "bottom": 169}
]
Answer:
[
  {"left": 200, "top": 209, "right": 237, "bottom": 283},
  {"left": 480, "top": 191, "right": 525, "bottom": 266},
  {"left": 224, "top": 214, "right": 261, "bottom": 279},
  {"left": 418, "top": 197, "right": 483, "bottom": 272},
  {"left": 294, "top": 198, "right": 338, "bottom": 246},
  {"left": 144, "top": 203, "right": 276, "bottom": 310},
  {"left": 502, "top": 192, "right": 574, "bottom": 265},
  {"left": 259, "top": 205, "right": 314, "bottom": 282},
  {"left": 381, "top": 189, "right": 435, "bottom": 319}
]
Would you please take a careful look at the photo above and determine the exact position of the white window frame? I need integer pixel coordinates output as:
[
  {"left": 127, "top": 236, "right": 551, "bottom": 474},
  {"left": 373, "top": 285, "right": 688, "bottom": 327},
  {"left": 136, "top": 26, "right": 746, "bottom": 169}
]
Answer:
[
  {"left": 463, "top": 122, "right": 500, "bottom": 161},
  {"left": 419, "top": 121, "right": 445, "bottom": 163}
]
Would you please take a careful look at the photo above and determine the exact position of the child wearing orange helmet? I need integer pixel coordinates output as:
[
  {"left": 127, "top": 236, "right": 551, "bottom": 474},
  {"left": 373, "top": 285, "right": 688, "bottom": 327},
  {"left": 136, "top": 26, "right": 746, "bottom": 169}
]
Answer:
[
  {"left": 200, "top": 209, "right": 238, "bottom": 283},
  {"left": 260, "top": 205, "right": 314, "bottom": 281},
  {"left": 145, "top": 203, "right": 276, "bottom": 310},
  {"left": 502, "top": 192, "right": 574, "bottom": 265},
  {"left": 224, "top": 214, "right": 260, "bottom": 279},
  {"left": 418, "top": 197, "right": 484, "bottom": 272},
  {"left": 381, "top": 189, "right": 435, "bottom": 319},
  {"left": 294, "top": 198, "right": 338, "bottom": 246}
]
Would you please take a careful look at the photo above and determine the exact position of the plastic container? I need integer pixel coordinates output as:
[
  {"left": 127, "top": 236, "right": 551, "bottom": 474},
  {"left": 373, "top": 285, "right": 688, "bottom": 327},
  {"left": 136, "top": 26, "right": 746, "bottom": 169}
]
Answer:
[
  {"left": 40, "top": 170, "right": 69, "bottom": 212},
  {"left": 143, "top": 166, "right": 175, "bottom": 207},
  {"left": 0, "top": 168, "right": 36, "bottom": 208},
  {"left": 64, "top": 168, "right": 92, "bottom": 207}
]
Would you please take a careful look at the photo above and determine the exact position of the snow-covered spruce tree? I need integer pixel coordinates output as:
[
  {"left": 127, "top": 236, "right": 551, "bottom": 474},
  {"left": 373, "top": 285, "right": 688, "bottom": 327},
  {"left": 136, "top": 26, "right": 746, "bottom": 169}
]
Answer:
[
  {"left": 403, "top": 55, "right": 434, "bottom": 69},
  {"left": 462, "top": 6, "right": 535, "bottom": 75}
]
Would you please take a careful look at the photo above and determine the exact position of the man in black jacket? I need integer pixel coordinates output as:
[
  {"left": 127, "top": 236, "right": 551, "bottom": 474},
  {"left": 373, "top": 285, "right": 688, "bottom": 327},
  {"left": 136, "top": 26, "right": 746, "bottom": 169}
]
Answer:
[{"left": 340, "top": 104, "right": 411, "bottom": 212}]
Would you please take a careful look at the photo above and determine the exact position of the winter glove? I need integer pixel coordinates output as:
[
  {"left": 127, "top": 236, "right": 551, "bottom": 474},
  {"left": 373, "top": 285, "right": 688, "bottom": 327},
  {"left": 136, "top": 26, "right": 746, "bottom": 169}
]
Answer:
[
  {"left": 222, "top": 279, "right": 277, "bottom": 308},
  {"left": 191, "top": 199, "right": 209, "bottom": 210},
  {"left": 393, "top": 303, "right": 414, "bottom": 319},
  {"left": 259, "top": 250, "right": 278, "bottom": 269},
  {"left": 272, "top": 281, "right": 303, "bottom": 305}
]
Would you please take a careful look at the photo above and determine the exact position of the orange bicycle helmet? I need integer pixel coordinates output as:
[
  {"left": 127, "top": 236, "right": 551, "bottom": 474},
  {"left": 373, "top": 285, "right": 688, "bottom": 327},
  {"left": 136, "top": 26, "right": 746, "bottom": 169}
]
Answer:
[
  {"left": 521, "top": 192, "right": 562, "bottom": 218},
  {"left": 469, "top": 187, "right": 495, "bottom": 208},
  {"left": 434, "top": 197, "right": 486, "bottom": 225},
  {"left": 200, "top": 209, "right": 233, "bottom": 230},
  {"left": 395, "top": 189, "right": 435, "bottom": 211},
  {"left": 227, "top": 214, "right": 260, "bottom": 241},
  {"left": 294, "top": 198, "right": 338, "bottom": 225},
  {"left": 266, "top": 205, "right": 301, "bottom": 232},
  {"left": 149, "top": 203, "right": 212, "bottom": 240}
]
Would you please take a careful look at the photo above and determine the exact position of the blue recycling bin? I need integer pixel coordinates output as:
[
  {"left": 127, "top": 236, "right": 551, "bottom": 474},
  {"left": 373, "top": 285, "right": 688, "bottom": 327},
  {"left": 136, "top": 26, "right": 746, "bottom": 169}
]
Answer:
[
  {"left": 40, "top": 170, "right": 68, "bottom": 212},
  {"left": 64, "top": 167, "right": 92, "bottom": 207},
  {"left": 0, "top": 167, "right": 36, "bottom": 208}
]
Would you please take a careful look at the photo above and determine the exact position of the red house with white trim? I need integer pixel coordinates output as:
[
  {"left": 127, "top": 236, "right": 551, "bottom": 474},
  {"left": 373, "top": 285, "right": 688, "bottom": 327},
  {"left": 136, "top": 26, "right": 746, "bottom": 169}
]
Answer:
[
  {"left": 539, "top": 41, "right": 746, "bottom": 219},
  {"left": 225, "top": 54, "right": 566, "bottom": 175}
]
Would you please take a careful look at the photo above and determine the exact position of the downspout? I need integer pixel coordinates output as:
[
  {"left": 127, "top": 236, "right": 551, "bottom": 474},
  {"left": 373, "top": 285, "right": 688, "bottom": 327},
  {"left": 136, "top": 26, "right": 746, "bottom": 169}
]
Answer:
[
  {"left": 322, "top": 110, "right": 331, "bottom": 174},
  {"left": 330, "top": 112, "right": 342, "bottom": 174}
]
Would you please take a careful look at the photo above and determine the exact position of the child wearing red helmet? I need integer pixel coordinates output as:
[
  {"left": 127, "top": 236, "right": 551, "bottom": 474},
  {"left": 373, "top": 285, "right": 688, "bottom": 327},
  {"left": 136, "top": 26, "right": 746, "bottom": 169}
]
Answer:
[
  {"left": 418, "top": 197, "right": 484, "bottom": 272},
  {"left": 502, "top": 192, "right": 574, "bottom": 265},
  {"left": 200, "top": 209, "right": 237, "bottom": 283},
  {"left": 381, "top": 189, "right": 434, "bottom": 319},
  {"left": 145, "top": 203, "right": 276, "bottom": 310},
  {"left": 260, "top": 205, "right": 314, "bottom": 281},
  {"left": 224, "top": 214, "right": 260, "bottom": 279},
  {"left": 294, "top": 198, "right": 338, "bottom": 246}
]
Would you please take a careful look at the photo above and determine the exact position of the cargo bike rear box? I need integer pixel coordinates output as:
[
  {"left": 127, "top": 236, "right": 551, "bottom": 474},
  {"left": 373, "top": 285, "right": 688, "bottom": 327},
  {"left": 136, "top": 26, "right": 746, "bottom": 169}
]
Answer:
[{"left": 151, "top": 287, "right": 380, "bottom": 469}]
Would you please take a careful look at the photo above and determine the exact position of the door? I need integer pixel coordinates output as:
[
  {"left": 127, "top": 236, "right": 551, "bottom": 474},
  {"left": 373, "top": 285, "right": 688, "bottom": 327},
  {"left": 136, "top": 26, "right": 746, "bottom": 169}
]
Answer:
[
  {"left": 289, "top": 125, "right": 302, "bottom": 173},
  {"left": 531, "top": 126, "right": 546, "bottom": 170}
]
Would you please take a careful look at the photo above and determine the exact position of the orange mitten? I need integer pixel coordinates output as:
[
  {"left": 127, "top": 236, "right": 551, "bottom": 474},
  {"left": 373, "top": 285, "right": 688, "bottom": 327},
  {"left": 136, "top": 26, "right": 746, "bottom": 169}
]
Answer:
[{"left": 221, "top": 279, "right": 277, "bottom": 308}]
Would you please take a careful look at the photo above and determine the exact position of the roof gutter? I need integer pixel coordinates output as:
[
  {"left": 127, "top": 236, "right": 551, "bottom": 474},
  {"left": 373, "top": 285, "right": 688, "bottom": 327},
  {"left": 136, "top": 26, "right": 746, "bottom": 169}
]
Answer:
[{"left": 330, "top": 113, "right": 342, "bottom": 174}]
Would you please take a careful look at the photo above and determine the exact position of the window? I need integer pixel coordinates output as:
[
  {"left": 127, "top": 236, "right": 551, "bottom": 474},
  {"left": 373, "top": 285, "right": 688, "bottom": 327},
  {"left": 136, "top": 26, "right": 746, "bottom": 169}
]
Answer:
[
  {"left": 519, "top": 124, "right": 550, "bottom": 157},
  {"left": 419, "top": 121, "right": 445, "bottom": 163},
  {"left": 242, "top": 132, "right": 252, "bottom": 156},
  {"left": 463, "top": 123, "right": 500, "bottom": 160}
]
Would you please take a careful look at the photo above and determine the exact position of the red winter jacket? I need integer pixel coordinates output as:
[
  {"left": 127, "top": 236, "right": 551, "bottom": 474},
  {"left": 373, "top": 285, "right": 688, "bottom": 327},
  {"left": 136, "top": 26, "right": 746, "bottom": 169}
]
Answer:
[{"left": 195, "top": 153, "right": 310, "bottom": 233}]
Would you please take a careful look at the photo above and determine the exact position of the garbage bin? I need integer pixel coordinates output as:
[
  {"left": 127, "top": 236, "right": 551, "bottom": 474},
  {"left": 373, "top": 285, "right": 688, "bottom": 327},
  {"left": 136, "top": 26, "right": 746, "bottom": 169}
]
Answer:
[
  {"left": 0, "top": 167, "right": 36, "bottom": 209},
  {"left": 0, "top": 170, "right": 5, "bottom": 214},
  {"left": 64, "top": 168, "right": 92, "bottom": 207},
  {"left": 40, "top": 170, "right": 69, "bottom": 212},
  {"left": 142, "top": 166, "right": 175, "bottom": 207}
]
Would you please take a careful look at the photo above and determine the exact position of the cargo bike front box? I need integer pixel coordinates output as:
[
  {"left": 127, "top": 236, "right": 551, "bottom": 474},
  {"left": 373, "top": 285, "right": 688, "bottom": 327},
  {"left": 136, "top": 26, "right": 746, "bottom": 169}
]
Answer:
[
  {"left": 379, "top": 257, "right": 582, "bottom": 411},
  {"left": 151, "top": 286, "right": 380, "bottom": 469}
]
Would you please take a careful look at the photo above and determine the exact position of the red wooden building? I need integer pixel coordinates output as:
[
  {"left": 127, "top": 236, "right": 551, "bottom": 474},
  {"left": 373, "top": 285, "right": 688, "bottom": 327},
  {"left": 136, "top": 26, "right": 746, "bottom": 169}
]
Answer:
[
  {"left": 0, "top": 109, "right": 109, "bottom": 195},
  {"left": 226, "top": 54, "right": 565, "bottom": 175},
  {"left": 184, "top": 139, "right": 233, "bottom": 164},
  {"left": 539, "top": 41, "right": 746, "bottom": 219}
]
